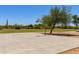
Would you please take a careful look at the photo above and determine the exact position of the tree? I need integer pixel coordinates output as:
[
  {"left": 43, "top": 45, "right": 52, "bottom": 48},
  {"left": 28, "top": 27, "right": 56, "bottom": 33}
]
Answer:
[
  {"left": 5, "top": 19, "right": 9, "bottom": 29},
  {"left": 36, "top": 18, "right": 40, "bottom": 23},
  {"left": 72, "top": 15, "right": 79, "bottom": 29},
  {"left": 14, "top": 24, "right": 21, "bottom": 29},
  {"left": 42, "top": 16, "right": 51, "bottom": 35},
  {"left": 50, "top": 6, "right": 71, "bottom": 34},
  {"left": 36, "top": 18, "right": 44, "bottom": 32},
  {"left": 33, "top": 24, "right": 43, "bottom": 29},
  {"left": 60, "top": 6, "right": 71, "bottom": 29},
  {"left": 28, "top": 24, "right": 33, "bottom": 29},
  {"left": 36, "top": 6, "right": 71, "bottom": 34},
  {"left": 50, "top": 7, "right": 60, "bottom": 34}
]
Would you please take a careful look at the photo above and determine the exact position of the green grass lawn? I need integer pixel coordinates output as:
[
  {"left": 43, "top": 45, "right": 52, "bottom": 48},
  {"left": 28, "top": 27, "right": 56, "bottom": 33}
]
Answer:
[{"left": 0, "top": 29, "right": 75, "bottom": 33}]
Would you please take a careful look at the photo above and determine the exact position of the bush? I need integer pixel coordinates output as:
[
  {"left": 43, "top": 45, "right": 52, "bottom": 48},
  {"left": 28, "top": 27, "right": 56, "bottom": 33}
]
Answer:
[
  {"left": 15, "top": 26, "right": 21, "bottom": 29},
  {"left": 0, "top": 26, "right": 3, "bottom": 30}
]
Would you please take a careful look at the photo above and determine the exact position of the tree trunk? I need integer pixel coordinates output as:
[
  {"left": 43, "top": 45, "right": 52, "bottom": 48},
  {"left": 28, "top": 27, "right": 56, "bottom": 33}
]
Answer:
[
  {"left": 44, "top": 27, "right": 46, "bottom": 35},
  {"left": 50, "top": 25, "right": 55, "bottom": 34},
  {"left": 76, "top": 24, "right": 78, "bottom": 29},
  {"left": 64, "top": 26, "right": 67, "bottom": 29}
]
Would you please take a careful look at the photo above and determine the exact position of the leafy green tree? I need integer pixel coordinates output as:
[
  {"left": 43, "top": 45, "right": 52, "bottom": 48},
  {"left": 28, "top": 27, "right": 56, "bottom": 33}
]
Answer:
[
  {"left": 60, "top": 6, "right": 71, "bottom": 29},
  {"left": 72, "top": 15, "right": 79, "bottom": 28},
  {"left": 39, "top": 6, "right": 71, "bottom": 34},
  {"left": 42, "top": 16, "right": 51, "bottom": 35},
  {"left": 14, "top": 24, "right": 21, "bottom": 29},
  {"left": 28, "top": 24, "right": 33, "bottom": 29},
  {"left": 33, "top": 24, "right": 43, "bottom": 29},
  {"left": 50, "top": 7, "right": 60, "bottom": 34}
]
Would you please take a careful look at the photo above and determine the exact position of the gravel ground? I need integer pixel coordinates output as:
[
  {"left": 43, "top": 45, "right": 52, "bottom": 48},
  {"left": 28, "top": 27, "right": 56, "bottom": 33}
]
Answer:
[{"left": 0, "top": 33, "right": 79, "bottom": 54}]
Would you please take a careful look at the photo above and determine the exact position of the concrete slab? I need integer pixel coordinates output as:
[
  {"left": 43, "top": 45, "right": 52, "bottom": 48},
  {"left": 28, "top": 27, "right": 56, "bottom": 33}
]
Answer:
[{"left": 0, "top": 33, "right": 79, "bottom": 54}]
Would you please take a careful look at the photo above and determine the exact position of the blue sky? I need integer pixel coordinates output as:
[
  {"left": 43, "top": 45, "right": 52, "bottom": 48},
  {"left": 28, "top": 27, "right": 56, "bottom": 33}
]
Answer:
[{"left": 0, "top": 5, "right": 79, "bottom": 25}]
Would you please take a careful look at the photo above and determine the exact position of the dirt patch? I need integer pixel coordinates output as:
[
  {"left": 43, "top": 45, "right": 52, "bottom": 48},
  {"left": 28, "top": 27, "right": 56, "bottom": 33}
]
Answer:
[{"left": 59, "top": 47, "right": 79, "bottom": 54}]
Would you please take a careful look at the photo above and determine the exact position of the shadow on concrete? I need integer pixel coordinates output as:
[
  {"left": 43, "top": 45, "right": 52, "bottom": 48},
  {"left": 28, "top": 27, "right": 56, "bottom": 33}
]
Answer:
[{"left": 42, "top": 32, "right": 79, "bottom": 37}]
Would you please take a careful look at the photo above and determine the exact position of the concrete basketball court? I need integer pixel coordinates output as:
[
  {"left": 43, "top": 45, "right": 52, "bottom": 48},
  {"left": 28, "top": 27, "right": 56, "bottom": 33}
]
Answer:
[{"left": 0, "top": 33, "right": 79, "bottom": 54}]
